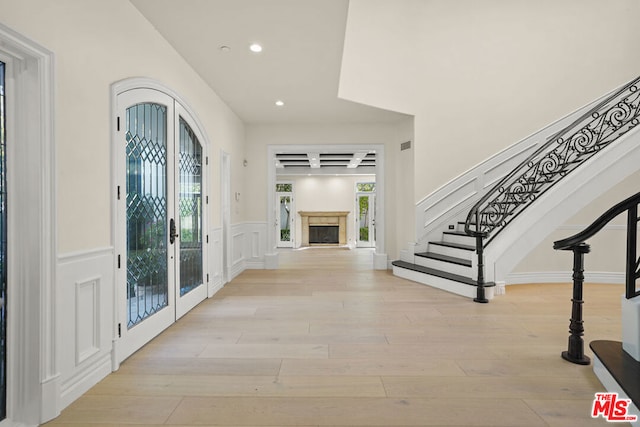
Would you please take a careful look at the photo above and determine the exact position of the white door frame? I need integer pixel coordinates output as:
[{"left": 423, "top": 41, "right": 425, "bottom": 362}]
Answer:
[
  {"left": 0, "top": 23, "right": 57, "bottom": 425},
  {"left": 266, "top": 144, "right": 386, "bottom": 269}
]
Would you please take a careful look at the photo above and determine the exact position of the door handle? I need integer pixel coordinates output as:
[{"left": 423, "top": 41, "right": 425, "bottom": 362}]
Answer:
[{"left": 170, "top": 218, "right": 178, "bottom": 244}]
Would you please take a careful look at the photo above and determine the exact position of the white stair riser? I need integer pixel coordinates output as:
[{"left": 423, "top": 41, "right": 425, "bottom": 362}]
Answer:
[
  {"left": 442, "top": 232, "right": 476, "bottom": 246},
  {"left": 413, "top": 255, "right": 474, "bottom": 279},
  {"left": 428, "top": 243, "right": 474, "bottom": 261},
  {"left": 392, "top": 265, "right": 494, "bottom": 301},
  {"left": 455, "top": 223, "right": 470, "bottom": 233}
]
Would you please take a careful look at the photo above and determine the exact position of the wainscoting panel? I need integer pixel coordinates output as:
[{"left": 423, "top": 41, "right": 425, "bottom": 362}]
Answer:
[
  {"left": 231, "top": 225, "right": 246, "bottom": 280},
  {"left": 210, "top": 227, "right": 223, "bottom": 293},
  {"left": 57, "top": 247, "right": 114, "bottom": 410},
  {"left": 243, "top": 222, "right": 267, "bottom": 269},
  {"left": 226, "top": 223, "right": 268, "bottom": 278},
  {"left": 75, "top": 277, "right": 101, "bottom": 365}
]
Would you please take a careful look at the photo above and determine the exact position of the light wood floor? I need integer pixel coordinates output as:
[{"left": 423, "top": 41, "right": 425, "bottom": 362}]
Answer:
[{"left": 46, "top": 248, "right": 628, "bottom": 426}]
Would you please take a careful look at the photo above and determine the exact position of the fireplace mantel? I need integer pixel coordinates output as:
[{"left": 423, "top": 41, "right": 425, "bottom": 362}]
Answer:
[{"left": 299, "top": 211, "right": 349, "bottom": 246}]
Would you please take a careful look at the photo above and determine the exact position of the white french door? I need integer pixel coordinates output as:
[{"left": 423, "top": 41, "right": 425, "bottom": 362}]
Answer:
[
  {"left": 356, "top": 192, "right": 375, "bottom": 248},
  {"left": 276, "top": 192, "right": 294, "bottom": 247},
  {"left": 116, "top": 88, "right": 207, "bottom": 361}
]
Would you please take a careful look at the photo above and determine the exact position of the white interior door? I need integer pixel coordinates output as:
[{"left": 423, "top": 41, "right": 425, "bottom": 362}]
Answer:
[
  {"left": 356, "top": 193, "right": 375, "bottom": 248},
  {"left": 174, "top": 103, "right": 207, "bottom": 319},
  {"left": 116, "top": 88, "right": 206, "bottom": 362},
  {"left": 276, "top": 192, "right": 294, "bottom": 247}
]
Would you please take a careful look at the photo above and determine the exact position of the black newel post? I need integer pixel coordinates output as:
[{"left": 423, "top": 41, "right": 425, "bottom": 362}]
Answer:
[
  {"left": 561, "top": 243, "right": 591, "bottom": 365},
  {"left": 474, "top": 233, "right": 489, "bottom": 304}
]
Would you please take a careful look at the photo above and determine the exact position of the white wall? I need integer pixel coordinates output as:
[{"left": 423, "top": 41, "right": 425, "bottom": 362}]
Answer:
[
  {"left": 0, "top": 0, "right": 246, "bottom": 421},
  {"left": 510, "top": 169, "right": 640, "bottom": 284},
  {"left": 282, "top": 175, "right": 375, "bottom": 248},
  {"left": 340, "top": 0, "right": 640, "bottom": 278},
  {"left": 1, "top": 0, "right": 246, "bottom": 254},
  {"left": 340, "top": 0, "right": 640, "bottom": 202}
]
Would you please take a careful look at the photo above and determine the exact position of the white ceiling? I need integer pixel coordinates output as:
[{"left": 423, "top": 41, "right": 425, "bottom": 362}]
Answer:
[{"left": 130, "top": 0, "right": 408, "bottom": 124}]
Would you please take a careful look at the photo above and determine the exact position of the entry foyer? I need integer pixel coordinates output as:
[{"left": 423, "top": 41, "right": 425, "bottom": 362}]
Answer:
[{"left": 46, "top": 248, "right": 622, "bottom": 426}]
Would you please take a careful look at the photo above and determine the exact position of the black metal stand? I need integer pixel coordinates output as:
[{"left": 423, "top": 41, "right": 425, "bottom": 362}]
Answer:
[
  {"left": 561, "top": 243, "right": 591, "bottom": 365},
  {"left": 474, "top": 234, "right": 488, "bottom": 303}
]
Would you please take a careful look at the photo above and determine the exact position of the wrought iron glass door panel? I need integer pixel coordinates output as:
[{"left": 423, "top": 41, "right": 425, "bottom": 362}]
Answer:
[
  {"left": 117, "top": 89, "right": 176, "bottom": 362},
  {"left": 126, "top": 102, "right": 170, "bottom": 328},
  {"left": 178, "top": 117, "right": 203, "bottom": 297},
  {"left": 174, "top": 106, "right": 207, "bottom": 320}
]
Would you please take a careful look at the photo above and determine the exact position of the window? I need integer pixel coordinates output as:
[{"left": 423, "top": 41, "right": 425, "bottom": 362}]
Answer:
[
  {"left": 275, "top": 183, "right": 292, "bottom": 192},
  {"left": 357, "top": 182, "right": 375, "bottom": 192}
]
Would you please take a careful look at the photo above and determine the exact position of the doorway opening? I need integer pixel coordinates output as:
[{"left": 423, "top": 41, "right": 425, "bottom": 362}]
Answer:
[{"left": 266, "top": 144, "right": 386, "bottom": 269}]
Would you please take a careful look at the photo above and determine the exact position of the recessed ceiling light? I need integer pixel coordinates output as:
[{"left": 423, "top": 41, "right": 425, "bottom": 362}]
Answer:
[
  {"left": 275, "top": 100, "right": 285, "bottom": 107},
  {"left": 249, "top": 43, "right": 263, "bottom": 53}
]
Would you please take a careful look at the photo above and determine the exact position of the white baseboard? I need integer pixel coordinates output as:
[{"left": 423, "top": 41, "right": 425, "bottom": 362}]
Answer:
[
  {"left": 245, "top": 261, "right": 266, "bottom": 269},
  {"left": 506, "top": 271, "right": 624, "bottom": 285},
  {"left": 59, "top": 353, "right": 112, "bottom": 410}
]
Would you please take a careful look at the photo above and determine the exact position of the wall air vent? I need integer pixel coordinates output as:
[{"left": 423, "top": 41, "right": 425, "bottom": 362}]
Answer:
[{"left": 400, "top": 141, "right": 411, "bottom": 151}]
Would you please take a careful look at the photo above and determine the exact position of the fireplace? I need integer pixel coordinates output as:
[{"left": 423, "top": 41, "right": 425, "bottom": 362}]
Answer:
[
  {"left": 299, "top": 211, "right": 349, "bottom": 246},
  {"left": 309, "top": 225, "right": 339, "bottom": 244}
]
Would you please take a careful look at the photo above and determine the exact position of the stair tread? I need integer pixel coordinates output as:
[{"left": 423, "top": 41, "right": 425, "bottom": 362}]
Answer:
[
  {"left": 429, "top": 241, "right": 476, "bottom": 251},
  {"left": 590, "top": 340, "right": 640, "bottom": 408},
  {"left": 392, "top": 260, "right": 494, "bottom": 287},
  {"left": 415, "top": 251, "right": 472, "bottom": 267},
  {"left": 442, "top": 230, "right": 472, "bottom": 237}
]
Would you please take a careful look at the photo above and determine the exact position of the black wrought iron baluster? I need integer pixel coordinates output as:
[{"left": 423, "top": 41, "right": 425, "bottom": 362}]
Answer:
[
  {"left": 474, "top": 232, "right": 488, "bottom": 303},
  {"left": 561, "top": 243, "right": 591, "bottom": 365},
  {"left": 626, "top": 204, "right": 639, "bottom": 299}
]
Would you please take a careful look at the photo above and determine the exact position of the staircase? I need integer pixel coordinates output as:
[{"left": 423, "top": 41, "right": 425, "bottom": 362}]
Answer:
[
  {"left": 393, "top": 74, "right": 640, "bottom": 301},
  {"left": 392, "top": 222, "right": 495, "bottom": 300}
]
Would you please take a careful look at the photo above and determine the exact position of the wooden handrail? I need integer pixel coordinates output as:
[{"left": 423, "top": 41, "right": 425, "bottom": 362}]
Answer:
[{"left": 554, "top": 191, "right": 640, "bottom": 251}]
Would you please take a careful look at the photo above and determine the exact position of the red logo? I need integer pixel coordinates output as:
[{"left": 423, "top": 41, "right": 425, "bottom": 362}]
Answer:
[{"left": 592, "top": 392, "right": 638, "bottom": 422}]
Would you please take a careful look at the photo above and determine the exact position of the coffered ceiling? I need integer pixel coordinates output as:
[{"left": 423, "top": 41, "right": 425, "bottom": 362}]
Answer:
[{"left": 275, "top": 151, "right": 375, "bottom": 175}]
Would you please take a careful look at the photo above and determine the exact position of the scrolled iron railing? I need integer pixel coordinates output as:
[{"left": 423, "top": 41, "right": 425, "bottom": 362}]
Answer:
[
  {"left": 464, "top": 75, "right": 640, "bottom": 302},
  {"left": 553, "top": 191, "right": 640, "bottom": 365}
]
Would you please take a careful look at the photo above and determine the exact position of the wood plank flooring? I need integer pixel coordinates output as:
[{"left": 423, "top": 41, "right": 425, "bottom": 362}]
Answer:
[{"left": 45, "top": 248, "right": 629, "bottom": 426}]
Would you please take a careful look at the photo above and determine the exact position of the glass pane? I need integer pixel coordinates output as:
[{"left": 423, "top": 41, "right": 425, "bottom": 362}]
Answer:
[
  {"left": 178, "top": 117, "right": 203, "bottom": 296},
  {"left": 126, "top": 103, "right": 169, "bottom": 329},
  {"left": 280, "top": 196, "right": 291, "bottom": 242},
  {"left": 357, "top": 183, "right": 375, "bottom": 192},
  {"left": 275, "top": 183, "right": 292, "bottom": 192},
  {"left": 0, "top": 60, "right": 6, "bottom": 421},
  {"left": 359, "top": 195, "right": 369, "bottom": 241}
]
